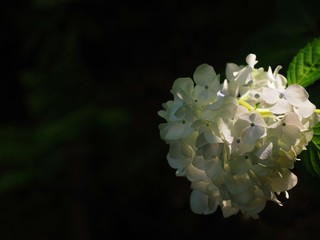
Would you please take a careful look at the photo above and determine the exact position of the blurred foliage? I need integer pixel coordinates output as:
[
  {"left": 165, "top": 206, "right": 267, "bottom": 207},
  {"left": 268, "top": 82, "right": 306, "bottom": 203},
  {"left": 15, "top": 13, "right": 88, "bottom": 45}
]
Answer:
[{"left": 0, "top": 0, "right": 320, "bottom": 239}]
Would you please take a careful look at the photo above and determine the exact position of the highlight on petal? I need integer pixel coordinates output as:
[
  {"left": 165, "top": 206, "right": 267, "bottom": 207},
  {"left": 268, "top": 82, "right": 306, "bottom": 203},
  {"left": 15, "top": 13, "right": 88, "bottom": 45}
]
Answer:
[
  {"left": 255, "top": 142, "right": 273, "bottom": 160},
  {"left": 171, "top": 77, "right": 194, "bottom": 102},
  {"left": 226, "top": 63, "right": 240, "bottom": 81},
  {"left": 222, "top": 200, "right": 239, "bottom": 218}
]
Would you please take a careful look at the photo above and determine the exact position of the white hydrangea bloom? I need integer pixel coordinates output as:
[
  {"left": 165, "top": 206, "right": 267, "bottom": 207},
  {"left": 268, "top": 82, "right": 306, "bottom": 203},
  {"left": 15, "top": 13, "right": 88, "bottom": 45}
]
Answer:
[{"left": 158, "top": 54, "right": 320, "bottom": 219}]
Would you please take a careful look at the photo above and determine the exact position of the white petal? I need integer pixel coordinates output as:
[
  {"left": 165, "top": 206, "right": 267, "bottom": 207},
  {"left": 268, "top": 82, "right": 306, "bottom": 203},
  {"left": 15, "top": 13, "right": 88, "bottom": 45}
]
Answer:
[
  {"left": 196, "top": 132, "right": 223, "bottom": 147},
  {"left": 202, "top": 143, "right": 223, "bottom": 160},
  {"left": 229, "top": 157, "right": 250, "bottom": 175},
  {"left": 267, "top": 66, "right": 287, "bottom": 90},
  {"left": 219, "top": 79, "right": 229, "bottom": 96},
  {"left": 242, "top": 197, "right": 266, "bottom": 217},
  {"left": 167, "top": 156, "right": 187, "bottom": 174},
  {"left": 180, "top": 142, "right": 194, "bottom": 158},
  {"left": 281, "top": 125, "right": 300, "bottom": 146},
  {"left": 261, "top": 87, "right": 279, "bottom": 105},
  {"left": 193, "top": 154, "right": 211, "bottom": 170},
  {"left": 252, "top": 164, "right": 269, "bottom": 176},
  {"left": 295, "top": 99, "right": 316, "bottom": 118},
  {"left": 216, "top": 118, "right": 233, "bottom": 143},
  {"left": 233, "top": 118, "right": 250, "bottom": 137},
  {"left": 167, "top": 143, "right": 190, "bottom": 170},
  {"left": 161, "top": 122, "right": 193, "bottom": 140},
  {"left": 226, "top": 175, "right": 252, "bottom": 194},
  {"left": 207, "top": 192, "right": 219, "bottom": 214},
  {"left": 284, "top": 112, "right": 304, "bottom": 129},
  {"left": 190, "top": 189, "right": 208, "bottom": 214},
  {"left": 235, "top": 66, "right": 252, "bottom": 85},
  {"left": 246, "top": 53, "right": 258, "bottom": 68},
  {"left": 222, "top": 200, "right": 238, "bottom": 217},
  {"left": 275, "top": 74, "right": 287, "bottom": 90},
  {"left": 226, "top": 63, "right": 240, "bottom": 81},
  {"left": 195, "top": 132, "right": 209, "bottom": 148},
  {"left": 269, "top": 99, "right": 292, "bottom": 114},
  {"left": 158, "top": 110, "right": 166, "bottom": 119},
  {"left": 273, "top": 65, "right": 282, "bottom": 75},
  {"left": 236, "top": 141, "right": 255, "bottom": 153},
  {"left": 205, "top": 158, "right": 223, "bottom": 181},
  {"left": 193, "top": 63, "right": 216, "bottom": 86},
  {"left": 255, "top": 142, "right": 273, "bottom": 160},
  {"left": 235, "top": 105, "right": 249, "bottom": 118},
  {"left": 237, "top": 187, "right": 255, "bottom": 204},
  {"left": 248, "top": 112, "right": 267, "bottom": 127},
  {"left": 271, "top": 170, "right": 298, "bottom": 192},
  {"left": 171, "top": 77, "right": 194, "bottom": 102},
  {"left": 284, "top": 84, "right": 309, "bottom": 106},
  {"left": 242, "top": 125, "right": 266, "bottom": 144},
  {"left": 186, "top": 164, "right": 207, "bottom": 182},
  {"left": 191, "top": 181, "right": 208, "bottom": 192}
]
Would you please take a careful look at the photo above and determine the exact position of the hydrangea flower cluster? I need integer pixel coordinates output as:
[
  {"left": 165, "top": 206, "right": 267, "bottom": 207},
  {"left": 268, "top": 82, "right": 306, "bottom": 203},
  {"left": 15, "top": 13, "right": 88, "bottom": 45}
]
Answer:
[{"left": 158, "top": 54, "right": 320, "bottom": 219}]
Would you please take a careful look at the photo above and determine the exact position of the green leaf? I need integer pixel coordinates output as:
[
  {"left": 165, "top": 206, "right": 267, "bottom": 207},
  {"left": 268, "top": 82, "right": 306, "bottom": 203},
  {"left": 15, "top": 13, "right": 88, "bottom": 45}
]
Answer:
[
  {"left": 287, "top": 38, "right": 320, "bottom": 87},
  {"left": 302, "top": 122, "right": 320, "bottom": 176}
]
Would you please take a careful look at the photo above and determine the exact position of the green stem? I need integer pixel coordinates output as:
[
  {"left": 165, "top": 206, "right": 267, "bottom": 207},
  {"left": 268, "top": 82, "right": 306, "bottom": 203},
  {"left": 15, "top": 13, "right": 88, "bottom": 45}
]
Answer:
[
  {"left": 238, "top": 99, "right": 254, "bottom": 110},
  {"left": 239, "top": 99, "right": 320, "bottom": 116},
  {"left": 238, "top": 99, "right": 273, "bottom": 116}
]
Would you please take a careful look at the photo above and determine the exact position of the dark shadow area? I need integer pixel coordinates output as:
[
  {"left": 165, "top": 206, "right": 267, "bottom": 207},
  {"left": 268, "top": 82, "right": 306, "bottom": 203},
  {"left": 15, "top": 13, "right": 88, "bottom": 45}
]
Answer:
[{"left": 0, "top": 0, "right": 320, "bottom": 239}]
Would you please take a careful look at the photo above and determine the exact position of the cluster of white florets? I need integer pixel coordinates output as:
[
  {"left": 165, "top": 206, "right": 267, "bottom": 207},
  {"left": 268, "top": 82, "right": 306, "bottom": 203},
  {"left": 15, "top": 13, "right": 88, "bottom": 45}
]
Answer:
[{"left": 158, "top": 54, "right": 320, "bottom": 219}]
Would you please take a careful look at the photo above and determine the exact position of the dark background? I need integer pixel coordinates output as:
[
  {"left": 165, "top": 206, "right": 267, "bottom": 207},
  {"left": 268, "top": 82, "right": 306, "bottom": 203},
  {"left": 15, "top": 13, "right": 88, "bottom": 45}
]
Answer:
[{"left": 1, "top": 0, "right": 320, "bottom": 239}]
